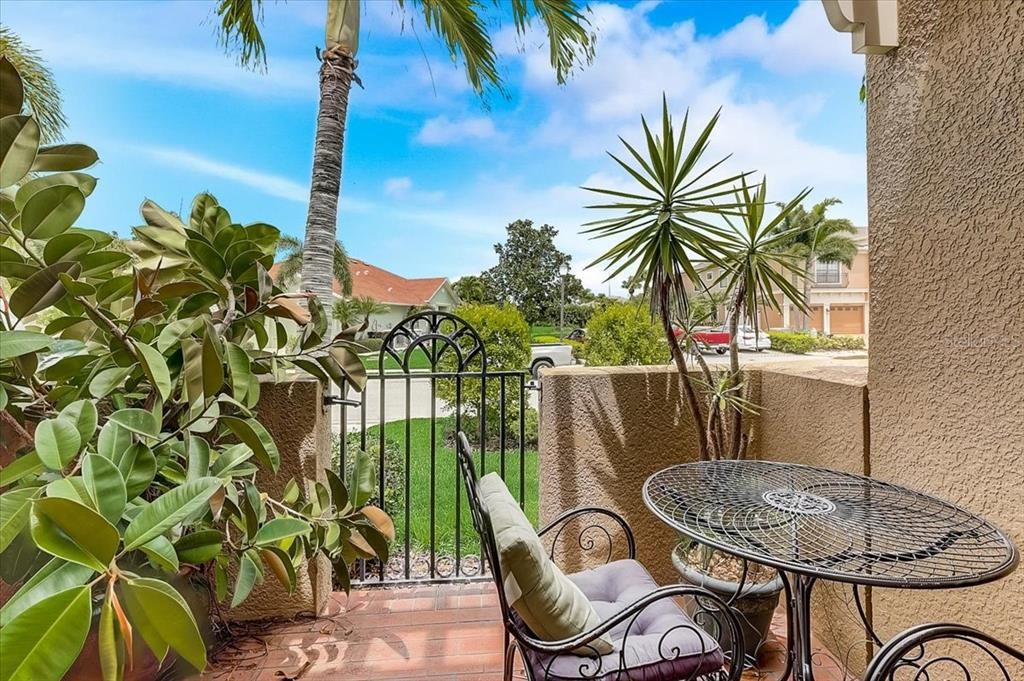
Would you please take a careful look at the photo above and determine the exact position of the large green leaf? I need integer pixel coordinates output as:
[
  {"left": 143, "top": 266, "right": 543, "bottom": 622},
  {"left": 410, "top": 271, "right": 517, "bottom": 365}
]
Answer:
[
  {"left": 44, "top": 476, "right": 90, "bottom": 506},
  {"left": 219, "top": 416, "right": 279, "bottom": 472},
  {"left": 348, "top": 449, "right": 376, "bottom": 508},
  {"left": 118, "top": 442, "right": 157, "bottom": 500},
  {"left": 34, "top": 418, "right": 81, "bottom": 470},
  {"left": 186, "top": 238, "right": 227, "bottom": 279},
  {"left": 42, "top": 232, "right": 95, "bottom": 265},
  {"left": 174, "top": 529, "right": 223, "bottom": 564},
  {"left": 123, "top": 477, "right": 221, "bottom": 550},
  {"left": 231, "top": 551, "right": 260, "bottom": 607},
  {"left": 15, "top": 172, "right": 97, "bottom": 210},
  {"left": 157, "top": 317, "right": 200, "bottom": 353},
  {"left": 117, "top": 579, "right": 167, "bottom": 663},
  {"left": 226, "top": 342, "right": 256, "bottom": 407},
  {"left": 252, "top": 517, "right": 310, "bottom": 546},
  {"left": 97, "top": 588, "right": 121, "bottom": 681},
  {"left": 8, "top": 261, "right": 80, "bottom": 319},
  {"left": 185, "top": 435, "right": 210, "bottom": 483},
  {"left": 107, "top": 408, "right": 160, "bottom": 439},
  {"left": 83, "top": 454, "right": 127, "bottom": 524},
  {"left": 58, "top": 399, "right": 98, "bottom": 446},
  {"left": 30, "top": 143, "right": 99, "bottom": 172},
  {"left": 0, "top": 585, "right": 91, "bottom": 681},
  {"left": 120, "top": 578, "right": 207, "bottom": 672},
  {"left": 0, "top": 558, "right": 94, "bottom": 626},
  {"left": 0, "top": 452, "right": 43, "bottom": 487},
  {"left": 0, "top": 114, "right": 40, "bottom": 187},
  {"left": 89, "top": 366, "right": 133, "bottom": 399},
  {"left": 0, "top": 487, "right": 39, "bottom": 553},
  {"left": 31, "top": 497, "right": 119, "bottom": 571},
  {"left": 134, "top": 341, "right": 172, "bottom": 401},
  {"left": 20, "top": 185, "right": 85, "bottom": 239},
  {"left": 0, "top": 330, "right": 53, "bottom": 360},
  {"left": 0, "top": 57, "right": 23, "bottom": 118},
  {"left": 78, "top": 250, "right": 132, "bottom": 277},
  {"left": 201, "top": 330, "right": 223, "bottom": 395},
  {"left": 139, "top": 535, "right": 179, "bottom": 573},
  {"left": 97, "top": 420, "right": 131, "bottom": 461}
]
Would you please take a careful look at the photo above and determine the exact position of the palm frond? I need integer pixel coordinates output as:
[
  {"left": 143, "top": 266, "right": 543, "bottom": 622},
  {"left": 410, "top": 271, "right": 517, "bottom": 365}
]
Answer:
[
  {"left": 412, "top": 0, "right": 500, "bottom": 94},
  {"left": 514, "top": 0, "right": 594, "bottom": 84},
  {"left": 0, "top": 28, "right": 66, "bottom": 143},
  {"left": 213, "top": 0, "right": 268, "bottom": 71}
]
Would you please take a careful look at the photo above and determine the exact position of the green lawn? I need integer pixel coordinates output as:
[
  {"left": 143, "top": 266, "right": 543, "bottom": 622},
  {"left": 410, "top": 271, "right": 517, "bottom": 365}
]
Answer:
[
  {"left": 359, "top": 347, "right": 432, "bottom": 372},
  {"left": 530, "top": 324, "right": 569, "bottom": 341},
  {"left": 358, "top": 418, "right": 538, "bottom": 554}
]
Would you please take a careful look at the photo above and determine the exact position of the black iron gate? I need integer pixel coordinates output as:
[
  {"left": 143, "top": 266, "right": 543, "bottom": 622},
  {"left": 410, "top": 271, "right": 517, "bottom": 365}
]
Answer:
[{"left": 327, "top": 311, "right": 533, "bottom": 584}]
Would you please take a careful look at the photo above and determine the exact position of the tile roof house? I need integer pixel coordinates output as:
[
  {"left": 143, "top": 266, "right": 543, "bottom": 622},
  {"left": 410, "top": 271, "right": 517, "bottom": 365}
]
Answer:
[{"left": 272, "top": 258, "right": 460, "bottom": 334}]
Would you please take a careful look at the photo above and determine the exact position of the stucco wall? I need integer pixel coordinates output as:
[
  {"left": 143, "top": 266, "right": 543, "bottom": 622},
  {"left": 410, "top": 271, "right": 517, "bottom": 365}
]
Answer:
[
  {"left": 227, "top": 377, "right": 333, "bottom": 621},
  {"left": 865, "top": 0, "right": 1024, "bottom": 648},
  {"left": 538, "top": 365, "right": 704, "bottom": 585},
  {"left": 538, "top": 363, "right": 874, "bottom": 673}
]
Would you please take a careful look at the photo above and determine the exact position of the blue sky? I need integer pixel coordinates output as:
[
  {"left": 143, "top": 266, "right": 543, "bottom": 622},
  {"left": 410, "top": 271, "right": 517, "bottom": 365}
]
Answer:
[{"left": 3, "top": 0, "right": 866, "bottom": 293}]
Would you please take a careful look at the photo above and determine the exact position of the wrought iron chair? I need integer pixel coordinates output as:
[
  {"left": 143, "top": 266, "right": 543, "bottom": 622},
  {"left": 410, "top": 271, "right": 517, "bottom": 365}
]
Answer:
[
  {"left": 862, "top": 622, "right": 1024, "bottom": 681},
  {"left": 455, "top": 431, "right": 745, "bottom": 681}
]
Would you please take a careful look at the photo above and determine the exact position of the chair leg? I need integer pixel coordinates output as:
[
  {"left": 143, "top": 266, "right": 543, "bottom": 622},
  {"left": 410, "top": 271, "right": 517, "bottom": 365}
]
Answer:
[{"left": 503, "top": 633, "right": 517, "bottom": 681}]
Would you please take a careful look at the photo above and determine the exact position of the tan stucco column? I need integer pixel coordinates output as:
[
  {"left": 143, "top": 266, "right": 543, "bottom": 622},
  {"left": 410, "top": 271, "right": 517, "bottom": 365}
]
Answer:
[
  {"left": 864, "top": 0, "right": 1023, "bottom": 648},
  {"left": 227, "top": 376, "right": 333, "bottom": 621}
]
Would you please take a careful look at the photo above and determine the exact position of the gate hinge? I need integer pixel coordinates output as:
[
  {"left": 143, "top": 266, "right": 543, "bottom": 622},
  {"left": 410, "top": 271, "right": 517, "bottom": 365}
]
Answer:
[{"left": 324, "top": 395, "right": 361, "bottom": 407}]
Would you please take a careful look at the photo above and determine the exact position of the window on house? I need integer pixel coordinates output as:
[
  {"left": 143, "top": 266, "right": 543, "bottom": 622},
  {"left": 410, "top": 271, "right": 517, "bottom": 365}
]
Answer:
[{"left": 815, "top": 260, "right": 841, "bottom": 284}]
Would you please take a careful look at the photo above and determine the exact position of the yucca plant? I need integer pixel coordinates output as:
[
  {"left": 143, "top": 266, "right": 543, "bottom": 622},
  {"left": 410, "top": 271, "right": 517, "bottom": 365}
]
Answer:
[
  {"left": 0, "top": 58, "right": 392, "bottom": 681},
  {"left": 585, "top": 96, "right": 811, "bottom": 460}
]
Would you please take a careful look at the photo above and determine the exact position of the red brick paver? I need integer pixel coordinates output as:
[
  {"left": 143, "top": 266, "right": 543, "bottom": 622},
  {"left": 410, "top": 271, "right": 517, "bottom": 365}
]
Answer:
[{"left": 205, "top": 583, "right": 850, "bottom": 681}]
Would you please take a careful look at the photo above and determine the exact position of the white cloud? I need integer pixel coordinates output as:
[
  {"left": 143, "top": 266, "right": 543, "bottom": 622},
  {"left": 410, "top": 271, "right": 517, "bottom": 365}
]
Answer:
[
  {"left": 707, "top": 2, "right": 864, "bottom": 75},
  {"left": 416, "top": 115, "right": 498, "bottom": 145},
  {"left": 383, "top": 176, "right": 444, "bottom": 202},
  {"left": 135, "top": 145, "right": 311, "bottom": 203}
]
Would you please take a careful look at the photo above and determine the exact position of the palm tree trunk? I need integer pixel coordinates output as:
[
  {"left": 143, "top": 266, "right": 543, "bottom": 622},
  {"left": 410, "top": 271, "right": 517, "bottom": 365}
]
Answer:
[
  {"left": 726, "top": 282, "right": 745, "bottom": 458},
  {"left": 302, "top": 47, "right": 356, "bottom": 306},
  {"left": 801, "top": 256, "right": 813, "bottom": 330}
]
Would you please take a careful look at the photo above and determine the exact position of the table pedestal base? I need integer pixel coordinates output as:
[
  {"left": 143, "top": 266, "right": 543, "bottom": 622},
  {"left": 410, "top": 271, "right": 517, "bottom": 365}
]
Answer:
[{"left": 785, "top": 573, "right": 818, "bottom": 681}]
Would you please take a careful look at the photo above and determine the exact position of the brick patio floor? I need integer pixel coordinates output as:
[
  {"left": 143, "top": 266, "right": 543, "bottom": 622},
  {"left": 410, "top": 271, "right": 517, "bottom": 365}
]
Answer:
[{"left": 205, "top": 582, "right": 850, "bottom": 681}]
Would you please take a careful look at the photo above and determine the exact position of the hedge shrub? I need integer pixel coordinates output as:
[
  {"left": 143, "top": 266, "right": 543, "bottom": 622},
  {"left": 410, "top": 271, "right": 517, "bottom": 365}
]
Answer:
[
  {"left": 585, "top": 303, "right": 669, "bottom": 366},
  {"left": 768, "top": 331, "right": 818, "bottom": 354}
]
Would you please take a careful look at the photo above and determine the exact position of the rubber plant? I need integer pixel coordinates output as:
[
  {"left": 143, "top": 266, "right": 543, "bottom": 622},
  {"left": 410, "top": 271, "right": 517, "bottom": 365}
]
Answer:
[{"left": 0, "top": 57, "right": 393, "bottom": 681}]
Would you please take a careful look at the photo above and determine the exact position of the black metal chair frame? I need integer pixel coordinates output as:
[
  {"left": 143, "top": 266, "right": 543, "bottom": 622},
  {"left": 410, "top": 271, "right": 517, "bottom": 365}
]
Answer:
[
  {"left": 455, "top": 431, "right": 745, "bottom": 681},
  {"left": 862, "top": 622, "right": 1024, "bottom": 681}
]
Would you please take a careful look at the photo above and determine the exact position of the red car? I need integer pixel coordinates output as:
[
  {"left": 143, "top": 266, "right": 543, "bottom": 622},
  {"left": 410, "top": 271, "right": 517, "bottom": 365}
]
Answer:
[{"left": 674, "top": 325, "right": 729, "bottom": 354}]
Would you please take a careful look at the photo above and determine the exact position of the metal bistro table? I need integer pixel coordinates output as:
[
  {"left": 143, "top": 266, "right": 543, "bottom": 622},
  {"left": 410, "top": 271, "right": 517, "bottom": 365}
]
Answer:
[{"left": 642, "top": 460, "right": 1019, "bottom": 681}]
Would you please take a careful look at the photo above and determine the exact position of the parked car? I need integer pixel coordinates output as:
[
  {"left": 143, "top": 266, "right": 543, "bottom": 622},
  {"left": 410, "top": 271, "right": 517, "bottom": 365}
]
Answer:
[
  {"left": 675, "top": 325, "right": 729, "bottom": 354},
  {"left": 529, "top": 343, "right": 575, "bottom": 378},
  {"left": 736, "top": 324, "right": 771, "bottom": 351},
  {"left": 566, "top": 328, "right": 586, "bottom": 341}
]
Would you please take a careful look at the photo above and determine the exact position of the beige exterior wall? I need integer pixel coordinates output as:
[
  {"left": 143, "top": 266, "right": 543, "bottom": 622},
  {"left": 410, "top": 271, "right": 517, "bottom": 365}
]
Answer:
[
  {"left": 864, "top": 0, "right": 1024, "bottom": 648},
  {"left": 539, "top": 363, "right": 875, "bottom": 671}
]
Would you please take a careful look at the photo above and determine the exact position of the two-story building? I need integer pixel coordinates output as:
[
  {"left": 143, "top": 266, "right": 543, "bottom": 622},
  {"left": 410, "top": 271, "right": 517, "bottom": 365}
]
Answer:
[{"left": 689, "top": 226, "right": 870, "bottom": 338}]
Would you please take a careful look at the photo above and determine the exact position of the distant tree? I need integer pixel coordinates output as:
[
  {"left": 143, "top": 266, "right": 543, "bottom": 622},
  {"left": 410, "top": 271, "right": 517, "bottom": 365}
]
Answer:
[
  {"left": 585, "top": 302, "right": 669, "bottom": 366},
  {"left": 453, "top": 274, "right": 494, "bottom": 305},
  {"left": 0, "top": 28, "right": 66, "bottom": 143},
  {"left": 332, "top": 298, "right": 359, "bottom": 328},
  {"left": 352, "top": 295, "right": 387, "bottom": 323},
  {"left": 483, "top": 219, "right": 577, "bottom": 324},
  {"left": 771, "top": 198, "right": 859, "bottom": 329},
  {"left": 276, "top": 235, "right": 352, "bottom": 295}
]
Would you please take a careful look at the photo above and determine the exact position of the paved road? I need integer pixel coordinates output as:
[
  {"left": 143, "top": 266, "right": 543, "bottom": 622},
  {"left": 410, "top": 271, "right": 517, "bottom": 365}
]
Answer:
[{"left": 330, "top": 375, "right": 540, "bottom": 432}]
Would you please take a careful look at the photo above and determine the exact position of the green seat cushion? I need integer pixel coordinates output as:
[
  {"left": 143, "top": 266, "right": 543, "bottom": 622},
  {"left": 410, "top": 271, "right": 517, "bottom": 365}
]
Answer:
[{"left": 479, "top": 473, "right": 613, "bottom": 656}]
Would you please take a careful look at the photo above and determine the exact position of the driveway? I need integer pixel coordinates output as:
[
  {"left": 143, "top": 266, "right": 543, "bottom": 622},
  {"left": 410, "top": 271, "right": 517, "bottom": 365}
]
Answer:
[{"left": 330, "top": 374, "right": 540, "bottom": 432}]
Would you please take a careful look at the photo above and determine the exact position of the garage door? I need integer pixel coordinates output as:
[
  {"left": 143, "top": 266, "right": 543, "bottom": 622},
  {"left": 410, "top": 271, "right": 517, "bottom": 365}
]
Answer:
[{"left": 831, "top": 305, "right": 864, "bottom": 334}]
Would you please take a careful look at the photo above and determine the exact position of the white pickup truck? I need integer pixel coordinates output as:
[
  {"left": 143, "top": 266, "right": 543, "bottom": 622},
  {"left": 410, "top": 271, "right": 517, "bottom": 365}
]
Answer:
[{"left": 529, "top": 343, "right": 575, "bottom": 379}]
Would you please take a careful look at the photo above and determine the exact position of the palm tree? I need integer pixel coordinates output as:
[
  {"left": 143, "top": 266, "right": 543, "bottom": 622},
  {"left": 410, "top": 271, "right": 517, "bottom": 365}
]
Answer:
[
  {"left": 771, "top": 198, "right": 859, "bottom": 330},
  {"left": 214, "top": 0, "right": 595, "bottom": 306},
  {"left": 275, "top": 234, "right": 352, "bottom": 295},
  {"left": 0, "top": 27, "right": 66, "bottom": 143},
  {"left": 332, "top": 298, "right": 359, "bottom": 328},
  {"left": 352, "top": 295, "right": 387, "bottom": 324},
  {"left": 585, "top": 98, "right": 811, "bottom": 460}
]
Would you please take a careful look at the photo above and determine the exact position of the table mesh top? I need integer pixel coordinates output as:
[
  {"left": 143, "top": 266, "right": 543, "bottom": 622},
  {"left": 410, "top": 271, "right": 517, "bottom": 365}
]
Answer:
[{"left": 643, "top": 461, "right": 1017, "bottom": 587}]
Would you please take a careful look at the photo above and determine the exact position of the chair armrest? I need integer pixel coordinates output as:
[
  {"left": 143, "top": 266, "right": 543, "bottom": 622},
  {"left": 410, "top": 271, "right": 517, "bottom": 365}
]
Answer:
[
  {"left": 508, "top": 583, "right": 744, "bottom": 680},
  {"left": 863, "top": 622, "right": 1024, "bottom": 681},
  {"left": 538, "top": 506, "right": 637, "bottom": 562}
]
